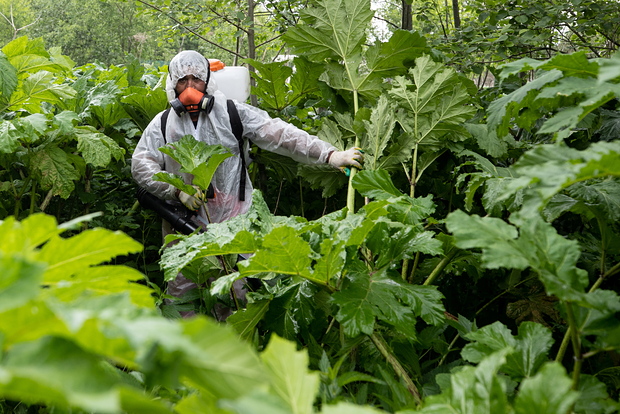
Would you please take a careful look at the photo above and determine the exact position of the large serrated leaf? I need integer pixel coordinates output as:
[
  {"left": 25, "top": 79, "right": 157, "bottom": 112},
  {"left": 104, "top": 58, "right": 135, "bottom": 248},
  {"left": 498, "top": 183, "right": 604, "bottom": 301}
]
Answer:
[
  {"left": 0, "top": 336, "right": 130, "bottom": 413},
  {"left": 417, "top": 349, "right": 512, "bottom": 414},
  {"left": 332, "top": 268, "right": 444, "bottom": 338},
  {"left": 157, "top": 135, "right": 233, "bottom": 191},
  {"left": 513, "top": 362, "right": 578, "bottom": 414},
  {"left": 37, "top": 228, "right": 143, "bottom": 283},
  {"left": 446, "top": 210, "right": 592, "bottom": 305},
  {"left": 9, "top": 71, "right": 76, "bottom": 114},
  {"left": 75, "top": 126, "right": 124, "bottom": 167},
  {"left": 260, "top": 335, "right": 320, "bottom": 414},
  {"left": 28, "top": 146, "right": 80, "bottom": 198},
  {"left": 462, "top": 321, "right": 554, "bottom": 380},
  {"left": 0, "top": 51, "right": 17, "bottom": 100},
  {"left": 389, "top": 55, "right": 476, "bottom": 152},
  {"left": 239, "top": 226, "right": 314, "bottom": 279}
]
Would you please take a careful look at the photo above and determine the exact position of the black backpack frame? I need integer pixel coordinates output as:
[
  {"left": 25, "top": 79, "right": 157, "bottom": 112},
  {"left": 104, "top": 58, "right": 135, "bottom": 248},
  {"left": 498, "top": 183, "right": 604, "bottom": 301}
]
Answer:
[{"left": 160, "top": 99, "right": 248, "bottom": 201}]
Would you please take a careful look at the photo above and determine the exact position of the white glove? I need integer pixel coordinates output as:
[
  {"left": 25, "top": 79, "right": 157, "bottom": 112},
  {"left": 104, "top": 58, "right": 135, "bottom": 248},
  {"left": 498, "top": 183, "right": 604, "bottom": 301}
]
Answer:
[
  {"left": 177, "top": 186, "right": 205, "bottom": 210},
  {"left": 328, "top": 147, "right": 364, "bottom": 172}
]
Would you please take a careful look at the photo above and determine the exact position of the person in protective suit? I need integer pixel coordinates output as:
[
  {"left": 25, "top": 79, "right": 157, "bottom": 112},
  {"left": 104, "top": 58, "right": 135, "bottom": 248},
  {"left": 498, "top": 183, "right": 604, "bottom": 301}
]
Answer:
[{"left": 131, "top": 50, "right": 363, "bottom": 314}]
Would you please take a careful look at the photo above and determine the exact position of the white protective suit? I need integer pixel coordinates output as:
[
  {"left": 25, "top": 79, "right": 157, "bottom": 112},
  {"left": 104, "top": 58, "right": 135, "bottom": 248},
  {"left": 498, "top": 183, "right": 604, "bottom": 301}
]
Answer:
[{"left": 131, "top": 50, "right": 338, "bottom": 300}]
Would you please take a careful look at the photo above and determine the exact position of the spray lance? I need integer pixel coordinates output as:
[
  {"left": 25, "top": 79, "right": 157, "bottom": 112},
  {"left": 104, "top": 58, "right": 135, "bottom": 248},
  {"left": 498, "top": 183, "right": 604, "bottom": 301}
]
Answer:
[{"left": 135, "top": 187, "right": 201, "bottom": 235}]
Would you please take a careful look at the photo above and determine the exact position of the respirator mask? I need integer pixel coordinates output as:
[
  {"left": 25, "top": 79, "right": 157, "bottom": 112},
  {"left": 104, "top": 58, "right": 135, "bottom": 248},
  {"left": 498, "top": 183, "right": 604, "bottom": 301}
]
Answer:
[{"left": 170, "top": 87, "right": 215, "bottom": 116}]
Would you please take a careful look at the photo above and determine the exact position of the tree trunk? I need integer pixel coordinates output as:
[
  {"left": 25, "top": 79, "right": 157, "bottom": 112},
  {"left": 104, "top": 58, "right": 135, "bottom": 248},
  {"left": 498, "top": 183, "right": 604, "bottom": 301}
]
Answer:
[
  {"left": 452, "top": 0, "right": 461, "bottom": 29},
  {"left": 401, "top": 0, "right": 412, "bottom": 31},
  {"left": 247, "top": 0, "right": 258, "bottom": 106}
]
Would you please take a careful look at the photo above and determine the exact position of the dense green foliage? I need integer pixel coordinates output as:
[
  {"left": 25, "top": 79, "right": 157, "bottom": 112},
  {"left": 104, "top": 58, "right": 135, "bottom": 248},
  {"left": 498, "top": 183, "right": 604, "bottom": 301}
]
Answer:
[{"left": 1, "top": 0, "right": 620, "bottom": 412}]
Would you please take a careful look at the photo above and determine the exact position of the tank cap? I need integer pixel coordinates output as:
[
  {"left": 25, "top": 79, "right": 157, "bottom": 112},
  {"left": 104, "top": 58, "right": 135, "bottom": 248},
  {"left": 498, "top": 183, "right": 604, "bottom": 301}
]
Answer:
[{"left": 209, "top": 59, "right": 226, "bottom": 72}]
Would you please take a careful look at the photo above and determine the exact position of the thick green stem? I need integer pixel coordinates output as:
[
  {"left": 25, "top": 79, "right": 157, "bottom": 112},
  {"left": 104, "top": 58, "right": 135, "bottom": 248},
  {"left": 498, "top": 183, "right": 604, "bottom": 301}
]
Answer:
[
  {"left": 346, "top": 91, "right": 360, "bottom": 214},
  {"left": 410, "top": 143, "right": 418, "bottom": 198},
  {"left": 423, "top": 249, "right": 457, "bottom": 286},
  {"left": 370, "top": 332, "right": 421, "bottom": 405}
]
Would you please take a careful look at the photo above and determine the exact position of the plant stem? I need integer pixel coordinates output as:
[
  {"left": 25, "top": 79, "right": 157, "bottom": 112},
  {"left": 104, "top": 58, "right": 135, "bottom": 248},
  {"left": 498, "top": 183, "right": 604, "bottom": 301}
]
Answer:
[
  {"left": 555, "top": 263, "right": 620, "bottom": 362},
  {"left": 410, "top": 144, "right": 418, "bottom": 198},
  {"left": 423, "top": 248, "right": 457, "bottom": 286},
  {"left": 29, "top": 180, "right": 37, "bottom": 215},
  {"left": 346, "top": 91, "right": 360, "bottom": 214},
  {"left": 370, "top": 332, "right": 422, "bottom": 405},
  {"left": 564, "top": 302, "right": 582, "bottom": 390}
]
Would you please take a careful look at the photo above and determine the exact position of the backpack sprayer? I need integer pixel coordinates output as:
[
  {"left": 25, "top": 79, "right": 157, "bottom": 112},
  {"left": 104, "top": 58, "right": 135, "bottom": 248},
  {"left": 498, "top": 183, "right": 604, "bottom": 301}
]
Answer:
[{"left": 136, "top": 59, "right": 251, "bottom": 234}]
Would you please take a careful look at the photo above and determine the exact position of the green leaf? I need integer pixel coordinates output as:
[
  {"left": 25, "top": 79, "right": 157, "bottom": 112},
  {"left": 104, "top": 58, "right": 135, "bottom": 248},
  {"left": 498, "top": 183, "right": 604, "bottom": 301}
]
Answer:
[
  {"left": 358, "top": 95, "right": 397, "bottom": 171},
  {"left": 49, "top": 265, "right": 155, "bottom": 308},
  {"left": 332, "top": 268, "right": 445, "bottom": 338},
  {"left": 227, "top": 298, "right": 271, "bottom": 341},
  {"left": 0, "top": 336, "right": 133, "bottom": 413},
  {"left": 487, "top": 69, "right": 563, "bottom": 137},
  {"left": 179, "top": 317, "right": 265, "bottom": 399},
  {"left": 446, "top": 210, "right": 526, "bottom": 270},
  {"left": 239, "top": 226, "right": 314, "bottom": 280},
  {"left": 365, "top": 30, "right": 429, "bottom": 78},
  {"left": 2, "top": 37, "right": 71, "bottom": 76},
  {"left": 121, "top": 85, "right": 168, "bottom": 130},
  {"left": 288, "top": 56, "right": 324, "bottom": 104},
  {"left": 513, "top": 362, "right": 578, "bottom": 414},
  {"left": 314, "top": 237, "right": 346, "bottom": 284},
  {"left": 9, "top": 71, "right": 76, "bottom": 113},
  {"left": 353, "top": 170, "right": 402, "bottom": 199},
  {"left": 539, "top": 51, "right": 599, "bottom": 78},
  {"left": 28, "top": 145, "right": 80, "bottom": 198},
  {"left": 447, "top": 210, "right": 591, "bottom": 304},
  {"left": 574, "top": 374, "right": 619, "bottom": 414},
  {"left": 247, "top": 59, "right": 294, "bottom": 110},
  {"left": 322, "top": 402, "right": 388, "bottom": 413},
  {"left": 390, "top": 55, "right": 476, "bottom": 151},
  {"left": 504, "top": 142, "right": 620, "bottom": 218},
  {"left": 599, "top": 51, "right": 620, "bottom": 83},
  {"left": 462, "top": 321, "right": 554, "bottom": 380},
  {"left": 0, "top": 213, "right": 62, "bottom": 256},
  {"left": 0, "top": 51, "right": 17, "bottom": 100},
  {"left": 464, "top": 123, "right": 514, "bottom": 158},
  {"left": 0, "top": 120, "right": 20, "bottom": 153},
  {"left": 0, "top": 253, "right": 45, "bottom": 313},
  {"left": 385, "top": 195, "right": 437, "bottom": 226},
  {"left": 157, "top": 135, "right": 233, "bottom": 191},
  {"left": 284, "top": 0, "right": 373, "bottom": 63},
  {"left": 153, "top": 172, "right": 197, "bottom": 196},
  {"left": 36, "top": 228, "right": 143, "bottom": 283},
  {"left": 260, "top": 335, "right": 320, "bottom": 414},
  {"left": 417, "top": 349, "right": 512, "bottom": 414},
  {"left": 75, "top": 126, "right": 124, "bottom": 167},
  {"left": 299, "top": 164, "right": 348, "bottom": 198},
  {"left": 536, "top": 77, "right": 620, "bottom": 141}
]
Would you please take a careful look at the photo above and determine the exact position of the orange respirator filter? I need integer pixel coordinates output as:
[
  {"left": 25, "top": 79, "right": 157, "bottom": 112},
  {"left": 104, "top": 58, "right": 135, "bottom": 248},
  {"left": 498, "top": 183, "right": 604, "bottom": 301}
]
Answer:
[{"left": 178, "top": 87, "right": 206, "bottom": 113}]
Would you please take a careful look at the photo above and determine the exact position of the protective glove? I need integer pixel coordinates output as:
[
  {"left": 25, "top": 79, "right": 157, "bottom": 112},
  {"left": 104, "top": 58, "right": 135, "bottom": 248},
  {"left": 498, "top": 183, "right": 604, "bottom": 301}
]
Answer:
[
  {"left": 177, "top": 186, "right": 205, "bottom": 210},
  {"left": 328, "top": 147, "right": 364, "bottom": 173}
]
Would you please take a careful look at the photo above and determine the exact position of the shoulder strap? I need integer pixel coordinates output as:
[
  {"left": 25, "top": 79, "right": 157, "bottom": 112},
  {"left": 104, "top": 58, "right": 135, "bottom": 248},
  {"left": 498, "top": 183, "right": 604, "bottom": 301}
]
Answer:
[
  {"left": 160, "top": 108, "right": 171, "bottom": 142},
  {"left": 226, "top": 99, "right": 247, "bottom": 202}
]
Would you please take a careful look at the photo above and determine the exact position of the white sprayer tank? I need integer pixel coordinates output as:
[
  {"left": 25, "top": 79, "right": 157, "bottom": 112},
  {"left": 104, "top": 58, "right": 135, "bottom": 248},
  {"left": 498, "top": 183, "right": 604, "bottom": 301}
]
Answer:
[{"left": 209, "top": 59, "right": 250, "bottom": 102}]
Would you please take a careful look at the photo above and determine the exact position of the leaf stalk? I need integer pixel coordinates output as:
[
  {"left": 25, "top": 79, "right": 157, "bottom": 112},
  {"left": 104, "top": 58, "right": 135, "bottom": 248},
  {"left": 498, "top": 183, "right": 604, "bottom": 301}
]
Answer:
[{"left": 370, "top": 332, "right": 421, "bottom": 405}]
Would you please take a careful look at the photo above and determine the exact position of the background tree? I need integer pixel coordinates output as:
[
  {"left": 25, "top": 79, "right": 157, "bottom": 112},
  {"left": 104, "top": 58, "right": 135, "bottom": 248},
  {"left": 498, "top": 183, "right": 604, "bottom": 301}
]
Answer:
[
  {"left": 26, "top": 0, "right": 168, "bottom": 65},
  {"left": 0, "top": 0, "right": 36, "bottom": 44}
]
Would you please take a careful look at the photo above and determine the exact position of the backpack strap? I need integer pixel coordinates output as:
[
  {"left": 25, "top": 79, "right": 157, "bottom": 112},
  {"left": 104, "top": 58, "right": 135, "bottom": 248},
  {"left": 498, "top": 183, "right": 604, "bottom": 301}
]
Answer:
[
  {"left": 160, "top": 102, "right": 247, "bottom": 202},
  {"left": 160, "top": 107, "right": 171, "bottom": 143},
  {"left": 226, "top": 99, "right": 247, "bottom": 202}
]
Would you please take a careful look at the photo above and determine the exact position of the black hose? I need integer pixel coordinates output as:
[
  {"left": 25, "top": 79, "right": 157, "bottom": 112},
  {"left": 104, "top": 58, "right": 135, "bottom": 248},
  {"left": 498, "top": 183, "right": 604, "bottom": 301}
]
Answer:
[{"left": 136, "top": 187, "right": 200, "bottom": 235}]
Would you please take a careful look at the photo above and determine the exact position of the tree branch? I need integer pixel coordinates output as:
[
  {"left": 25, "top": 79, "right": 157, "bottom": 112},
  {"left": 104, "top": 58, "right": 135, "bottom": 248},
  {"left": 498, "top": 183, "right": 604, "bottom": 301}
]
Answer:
[{"left": 134, "top": 0, "right": 245, "bottom": 59}]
